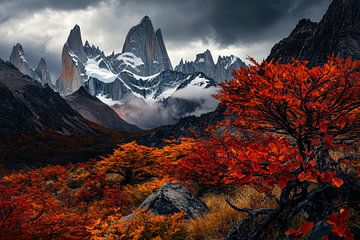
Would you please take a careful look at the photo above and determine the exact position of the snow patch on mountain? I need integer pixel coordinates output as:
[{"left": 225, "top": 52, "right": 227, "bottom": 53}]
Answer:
[
  {"left": 85, "top": 58, "right": 117, "bottom": 83},
  {"left": 117, "top": 52, "right": 144, "bottom": 70},
  {"left": 96, "top": 94, "right": 122, "bottom": 106}
]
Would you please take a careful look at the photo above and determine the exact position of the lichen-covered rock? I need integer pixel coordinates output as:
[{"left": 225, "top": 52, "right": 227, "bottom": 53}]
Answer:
[{"left": 138, "top": 183, "right": 208, "bottom": 218}]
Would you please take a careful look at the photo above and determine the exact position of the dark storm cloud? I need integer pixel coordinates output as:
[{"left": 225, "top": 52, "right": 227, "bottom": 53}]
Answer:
[
  {"left": 119, "top": 0, "right": 331, "bottom": 44},
  {"left": 0, "top": 0, "right": 101, "bottom": 12},
  {"left": 0, "top": 0, "right": 332, "bottom": 78}
]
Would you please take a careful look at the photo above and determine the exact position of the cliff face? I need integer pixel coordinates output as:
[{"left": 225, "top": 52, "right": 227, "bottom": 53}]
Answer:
[
  {"left": 267, "top": 19, "right": 318, "bottom": 64},
  {"left": 156, "top": 29, "right": 173, "bottom": 71},
  {"left": 268, "top": 0, "right": 360, "bottom": 65},
  {"left": 56, "top": 25, "right": 87, "bottom": 95},
  {"left": 122, "top": 16, "right": 173, "bottom": 75}
]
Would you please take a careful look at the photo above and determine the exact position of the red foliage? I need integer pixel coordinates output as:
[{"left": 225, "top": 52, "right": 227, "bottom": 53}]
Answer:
[
  {"left": 327, "top": 209, "right": 354, "bottom": 240},
  {"left": 166, "top": 57, "right": 360, "bottom": 238},
  {"left": 285, "top": 221, "right": 314, "bottom": 238},
  {"left": 217, "top": 57, "right": 360, "bottom": 151}
]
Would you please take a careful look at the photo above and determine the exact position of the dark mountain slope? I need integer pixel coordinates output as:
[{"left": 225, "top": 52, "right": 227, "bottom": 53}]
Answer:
[
  {"left": 65, "top": 87, "right": 140, "bottom": 132},
  {"left": 268, "top": 0, "right": 360, "bottom": 65},
  {"left": 0, "top": 59, "right": 97, "bottom": 136}
]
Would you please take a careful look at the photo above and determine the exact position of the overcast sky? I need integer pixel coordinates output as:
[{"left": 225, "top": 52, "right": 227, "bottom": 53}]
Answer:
[{"left": 0, "top": 0, "right": 331, "bottom": 79}]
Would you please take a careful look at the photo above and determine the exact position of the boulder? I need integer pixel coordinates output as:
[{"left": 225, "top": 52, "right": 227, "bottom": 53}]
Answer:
[{"left": 138, "top": 182, "right": 208, "bottom": 218}]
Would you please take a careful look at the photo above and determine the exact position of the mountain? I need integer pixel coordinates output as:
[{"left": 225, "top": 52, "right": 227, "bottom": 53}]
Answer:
[
  {"left": 0, "top": 58, "right": 97, "bottom": 136},
  {"left": 122, "top": 16, "right": 173, "bottom": 75},
  {"left": 176, "top": 50, "right": 215, "bottom": 79},
  {"left": 175, "top": 50, "right": 246, "bottom": 82},
  {"left": 9, "top": 43, "right": 52, "bottom": 85},
  {"left": 56, "top": 25, "right": 88, "bottom": 95},
  {"left": 267, "top": 0, "right": 360, "bottom": 65},
  {"left": 55, "top": 18, "right": 219, "bottom": 129},
  {"left": 215, "top": 55, "right": 247, "bottom": 82},
  {"left": 65, "top": 87, "right": 140, "bottom": 132},
  {"left": 89, "top": 71, "right": 218, "bottom": 129}
]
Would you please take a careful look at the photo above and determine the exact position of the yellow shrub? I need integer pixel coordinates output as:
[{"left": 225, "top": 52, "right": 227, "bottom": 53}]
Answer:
[{"left": 187, "top": 187, "right": 278, "bottom": 240}]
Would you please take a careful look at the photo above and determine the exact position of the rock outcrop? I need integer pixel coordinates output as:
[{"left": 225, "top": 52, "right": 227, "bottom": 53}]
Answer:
[
  {"left": 267, "top": 0, "right": 360, "bottom": 66},
  {"left": 137, "top": 183, "right": 208, "bottom": 218}
]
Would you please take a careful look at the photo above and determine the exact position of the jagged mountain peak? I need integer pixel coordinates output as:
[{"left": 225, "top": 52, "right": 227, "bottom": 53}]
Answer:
[
  {"left": 13, "top": 43, "right": 24, "bottom": 54},
  {"left": 175, "top": 50, "right": 245, "bottom": 82},
  {"left": 9, "top": 43, "right": 43, "bottom": 82},
  {"left": 69, "top": 24, "right": 81, "bottom": 38},
  {"left": 36, "top": 57, "right": 46, "bottom": 68},
  {"left": 35, "top": 57, "right": 52, "bottom": 86},
  {"left": 10, "top": 43, "right": 26, "bottom": 62},
  {"left": 84, "top": 40, "right": 91, "bottom": 48},
  {"left": 267, "top": 0, "right": 360, "bottom": 65},
  {"left": 155, "top": 28, "right": 162, "bottom": 35},
  {"left": 66, "top": 24, "right": 87, "bottom": 61},
  {"left": 195, "top": 49, "right": 214, "bottom": 65},
  {"left": 121, "top": 15, "right": 172, "bottom": 75},
  {"left": 140, "top": 15, "right": 152, "bottom": 24}
]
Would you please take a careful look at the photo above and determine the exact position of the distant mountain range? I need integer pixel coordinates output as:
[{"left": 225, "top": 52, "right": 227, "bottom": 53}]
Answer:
[{"left": 8, "top": 16, "right": 245, "bottom": 129}]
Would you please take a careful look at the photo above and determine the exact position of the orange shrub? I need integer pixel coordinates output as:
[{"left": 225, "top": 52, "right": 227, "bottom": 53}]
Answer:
[{"left": 88, "top": 210, "right": 188, "bottom": 240}]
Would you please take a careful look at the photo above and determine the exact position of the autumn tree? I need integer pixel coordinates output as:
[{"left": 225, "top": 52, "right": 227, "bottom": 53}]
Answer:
[
  {"left": 172, "top": 57, "right": 360, "bottom": 239},
  {"left": 95, "top": 141, "right": 162, "bottom": 184}
]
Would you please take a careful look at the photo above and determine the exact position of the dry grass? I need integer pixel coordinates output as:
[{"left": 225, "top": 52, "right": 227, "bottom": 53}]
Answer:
[{"left": 187, "top": 186, "right": 278, "bottom": 240}]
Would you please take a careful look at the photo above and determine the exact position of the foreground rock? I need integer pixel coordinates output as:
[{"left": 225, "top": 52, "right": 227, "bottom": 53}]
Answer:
[{"left": 133, "top": 183, "right": 208, "bottom": 219}]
